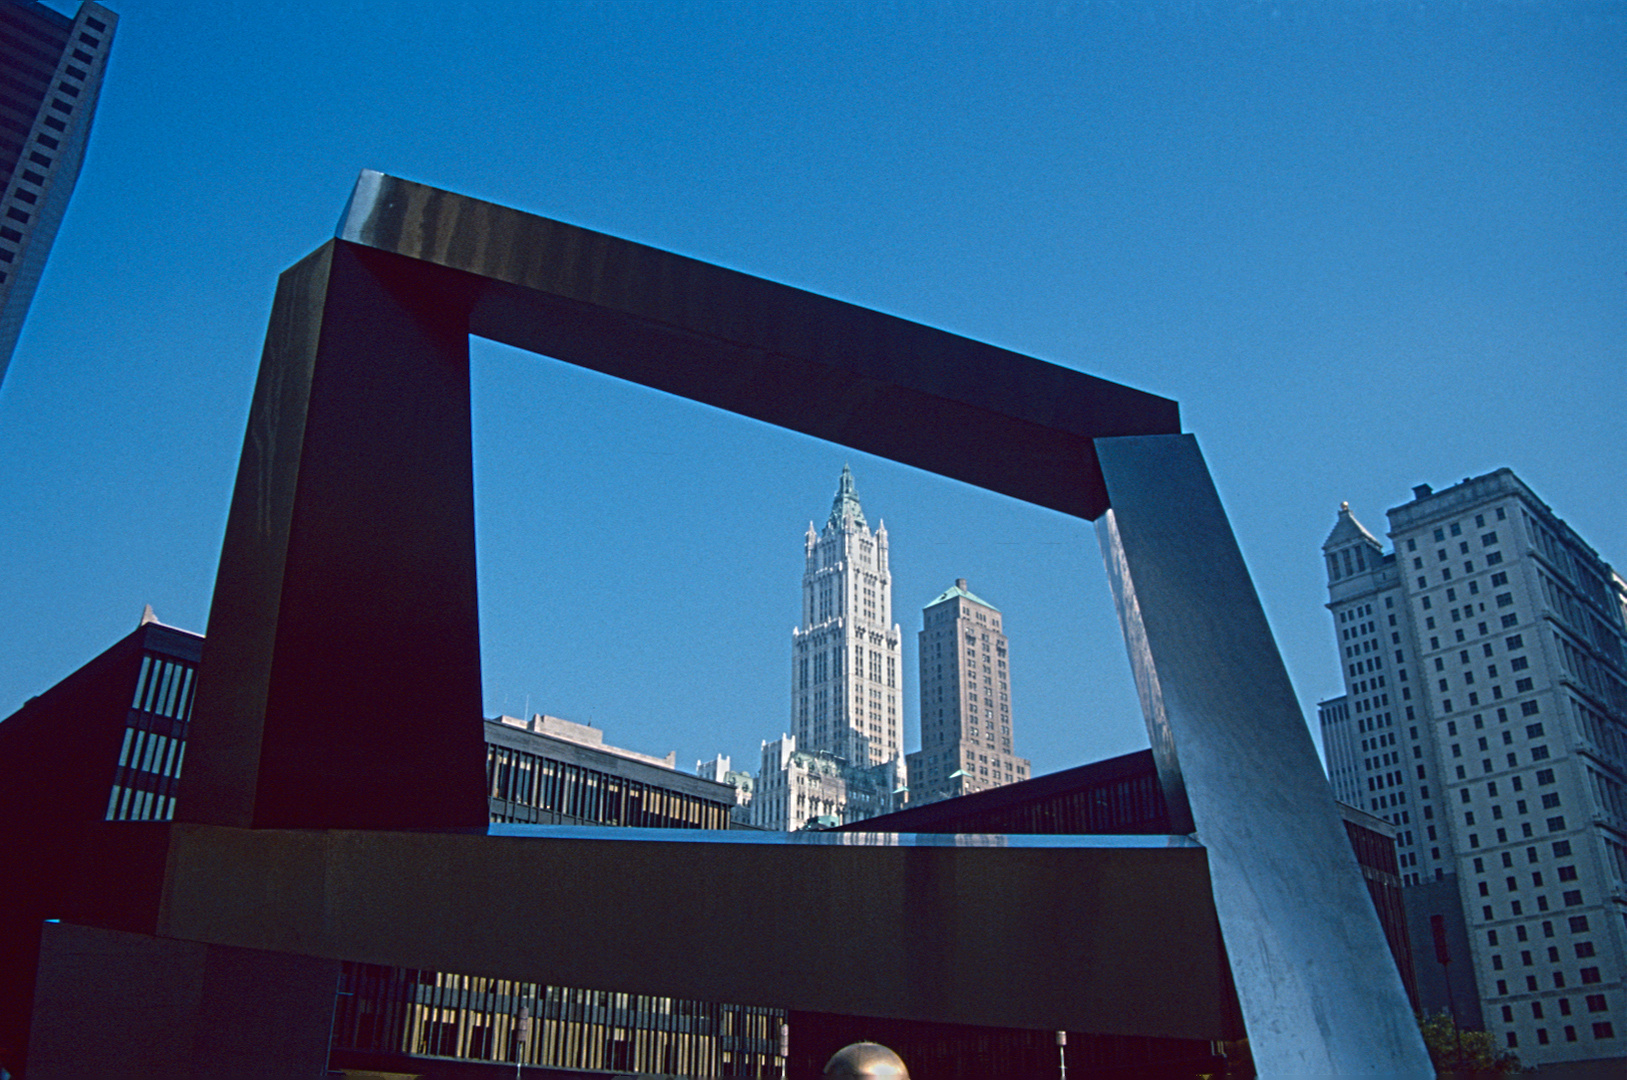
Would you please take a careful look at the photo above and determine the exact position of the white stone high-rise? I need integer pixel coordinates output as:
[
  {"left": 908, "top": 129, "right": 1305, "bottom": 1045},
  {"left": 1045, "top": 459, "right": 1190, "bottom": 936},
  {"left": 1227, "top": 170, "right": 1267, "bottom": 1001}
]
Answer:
[
  {"left": 752, "top": 466, "right": 904, "bottom": 830},
  {"left": 791, "top": 464, "right": 903, "bottom": 767},
  {"left": 1318, "top": 696, "right": 1363, "bottom": 807},
  {"left": 1323, "top": 470, "right": 1626, "bottom": 1069}
]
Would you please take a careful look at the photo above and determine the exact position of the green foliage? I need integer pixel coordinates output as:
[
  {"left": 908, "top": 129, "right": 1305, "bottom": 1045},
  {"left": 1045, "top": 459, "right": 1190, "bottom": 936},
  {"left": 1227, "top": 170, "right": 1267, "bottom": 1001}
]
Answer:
[{"left": 1418, "top": 1011, "right": 1522, "bottom": 1075}]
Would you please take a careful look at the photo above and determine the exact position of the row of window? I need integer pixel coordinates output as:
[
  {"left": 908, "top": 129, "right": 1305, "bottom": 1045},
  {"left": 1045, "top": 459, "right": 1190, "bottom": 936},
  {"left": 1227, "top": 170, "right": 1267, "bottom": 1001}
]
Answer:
[
  {"left": 0, "top": 6, "right": 71, "bottom": 58},
  {"left": 1327, "top": 542, "right": 1376, "bottom": 582},
  {"left": 105, "top": 783, "right": 175, "bottom": 823},
  {"left": 487, "top": 745, "right": 731, "bottom": 830},
  {"left": 0, "top": 134, "right": 60, "bottom": 285},
  {"left": 331, "top": 965, "right": 783, "bottom": 1074},
  {"left": 0, "top": 20, "right": 99, "bottom": 283},
  {"left": 1490, "top": 951, "right": 1601, "bottom": 978},
  {"left": 1501, "top": 1017, "right": 1615, "bottom": 1049},
  {"left": 1406, "top": 507, "right": 1507, "bottom": 554},
  {"left": 1486, "top": 911, "right": 1592, "bottom": 944},
  {"left": 1524, "top": 507, "right": 1617, "bottom": 615},
  {"left": 105, "top": 653, "right": 197, "bottom": 822}
]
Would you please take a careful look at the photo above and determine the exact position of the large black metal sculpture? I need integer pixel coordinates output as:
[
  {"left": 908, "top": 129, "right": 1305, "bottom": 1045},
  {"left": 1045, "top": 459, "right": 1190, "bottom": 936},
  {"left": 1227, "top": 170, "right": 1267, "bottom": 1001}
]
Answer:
[{"left": 29, "top": 173, "right": 1429, "bottom": 1077}]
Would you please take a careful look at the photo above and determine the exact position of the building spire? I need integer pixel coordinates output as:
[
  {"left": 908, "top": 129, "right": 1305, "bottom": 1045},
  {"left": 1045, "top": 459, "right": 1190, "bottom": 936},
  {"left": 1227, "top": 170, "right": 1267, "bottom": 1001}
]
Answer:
[{"left": 827, "top": 463, "right": 867, "bottom": 530}]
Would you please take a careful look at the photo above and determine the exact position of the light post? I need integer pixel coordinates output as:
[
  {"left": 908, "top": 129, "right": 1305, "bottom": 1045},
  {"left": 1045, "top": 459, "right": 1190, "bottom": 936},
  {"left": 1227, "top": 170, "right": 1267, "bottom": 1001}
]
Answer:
[
  {"left": 514, "top": 1002, "right": 530, "bottom": 1080},
  {"left": 1431, "top": 914, "right": 1464, "bottom": 1070}
]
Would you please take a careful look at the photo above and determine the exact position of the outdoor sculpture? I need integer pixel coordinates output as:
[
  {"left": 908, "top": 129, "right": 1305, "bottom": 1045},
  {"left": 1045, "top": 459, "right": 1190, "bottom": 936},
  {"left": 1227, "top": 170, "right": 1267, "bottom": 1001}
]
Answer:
[{"left": 30, "top": 172, "right": 1431, "bottom": 1076}]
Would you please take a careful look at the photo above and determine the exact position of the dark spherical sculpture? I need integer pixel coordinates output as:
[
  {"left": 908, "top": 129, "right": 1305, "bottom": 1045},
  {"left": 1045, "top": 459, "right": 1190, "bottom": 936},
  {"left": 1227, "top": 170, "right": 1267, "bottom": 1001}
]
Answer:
[{"left": 822, "top": 1041, "right": 910, "bottom": 1079}]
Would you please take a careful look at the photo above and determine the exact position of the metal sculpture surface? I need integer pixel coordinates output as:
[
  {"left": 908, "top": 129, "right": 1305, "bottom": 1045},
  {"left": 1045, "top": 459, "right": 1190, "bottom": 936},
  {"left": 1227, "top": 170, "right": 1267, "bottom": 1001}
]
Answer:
[
  {"left": 47, "top": 172, "right": 1429, "bottom": 1075},
  {"left": 1096, "top": 436, "right": 1429, "bottom": 1072}
]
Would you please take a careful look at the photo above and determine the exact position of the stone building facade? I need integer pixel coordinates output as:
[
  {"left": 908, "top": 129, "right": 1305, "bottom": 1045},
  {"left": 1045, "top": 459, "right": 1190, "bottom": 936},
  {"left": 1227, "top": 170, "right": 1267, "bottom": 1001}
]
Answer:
[
  {"left": 1322, "top": 470, "right": 1626, "bottom": 1069},
  {"left": 755, "top": 466, "right": 905, "bottom": 829},
  {"left": 907, "top": 579, "right": 1029, "bottom": 805}
]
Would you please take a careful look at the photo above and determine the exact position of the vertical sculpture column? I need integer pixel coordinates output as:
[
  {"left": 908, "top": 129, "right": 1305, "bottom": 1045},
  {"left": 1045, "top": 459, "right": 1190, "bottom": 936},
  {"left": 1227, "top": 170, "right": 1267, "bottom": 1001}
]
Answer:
[
  {"left": 178, "top": 241, "right": 490, "bottom": 830},
  {"left": 1095, "top": 434, "right": 1430, "bottom": 1076}
]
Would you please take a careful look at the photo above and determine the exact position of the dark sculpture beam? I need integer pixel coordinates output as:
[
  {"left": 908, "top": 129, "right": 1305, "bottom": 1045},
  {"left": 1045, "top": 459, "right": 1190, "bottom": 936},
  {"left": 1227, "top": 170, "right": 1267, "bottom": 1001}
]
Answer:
[
  {"left": 153, "top": 825, "right": 1235, "bottom": 1041},
  {"left": 179, "top": 171, "right": 1180, "bottom": 832},
  {"left": 181, "top": 243, "right": 490, "bottom": 830},
  {"left": 338, "top": 170, "right": 1182, "bottom": 522}
]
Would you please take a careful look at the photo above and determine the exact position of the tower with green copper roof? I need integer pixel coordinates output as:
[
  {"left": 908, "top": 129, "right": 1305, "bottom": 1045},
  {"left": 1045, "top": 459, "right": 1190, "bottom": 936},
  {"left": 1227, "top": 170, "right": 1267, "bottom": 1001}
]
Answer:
[{"left": 906, "top": 578, "right": 1029, "bottom": 805}]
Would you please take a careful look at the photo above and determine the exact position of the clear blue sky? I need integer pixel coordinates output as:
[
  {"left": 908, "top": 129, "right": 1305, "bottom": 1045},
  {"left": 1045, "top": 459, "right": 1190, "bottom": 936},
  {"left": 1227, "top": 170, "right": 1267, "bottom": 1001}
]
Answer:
[{"left": 1, "top": 1, "right": 1622, "bottom": 781}]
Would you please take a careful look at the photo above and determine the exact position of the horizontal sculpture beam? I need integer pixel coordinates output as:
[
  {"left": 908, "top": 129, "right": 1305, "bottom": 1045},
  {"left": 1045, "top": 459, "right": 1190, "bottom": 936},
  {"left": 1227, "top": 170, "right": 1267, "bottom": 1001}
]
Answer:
[
  {"left": 154, "top": 824, "right": 1235, "bottom": 1040},
  {"left": 338, "top": 170, "right": 1182, "bottom": 522}
]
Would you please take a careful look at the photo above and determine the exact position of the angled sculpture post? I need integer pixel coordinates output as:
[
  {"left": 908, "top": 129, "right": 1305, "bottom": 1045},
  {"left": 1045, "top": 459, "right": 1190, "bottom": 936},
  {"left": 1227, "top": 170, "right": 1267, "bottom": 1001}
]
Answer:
[
  {"left": 156, "top": 171, "right": 1430, "bottom": 1074},
  {"left": 1097, "top": 435, "right": 1428, "bottom": 1075},
  {"left": 180, "top": 242, "right": 491, "bottom": 830}
]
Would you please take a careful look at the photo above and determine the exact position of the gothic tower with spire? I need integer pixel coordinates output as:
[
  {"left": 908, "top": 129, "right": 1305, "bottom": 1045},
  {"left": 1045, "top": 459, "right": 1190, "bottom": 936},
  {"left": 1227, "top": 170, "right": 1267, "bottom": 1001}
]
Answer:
[
  {"left": 751, "top": 467, "right": 905, "bottom": 830},
  {"left": 791, "top": 465, "right": 903, "bottom": 767}
]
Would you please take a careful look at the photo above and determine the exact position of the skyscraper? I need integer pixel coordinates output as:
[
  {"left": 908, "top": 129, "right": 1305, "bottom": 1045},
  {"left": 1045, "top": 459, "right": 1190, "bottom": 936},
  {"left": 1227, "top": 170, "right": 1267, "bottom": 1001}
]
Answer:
[
  {"left": 907, "top": 579, "right": 1029, "bottom": 805},
  {"left": 1318, "top": 695, "right": 1362, "bottom": 806},
  {"left": 791, "top": 464, "right": 902, "bottom": 766},
  {"left": 1322, "top": 470, "right": 1627, "bottom": 1069},
  {"left": 0, "top": 0, "right": 115, "bottom": 386},
  {"left": 753, "top": 467, "right": 904, "bottom": 830}
]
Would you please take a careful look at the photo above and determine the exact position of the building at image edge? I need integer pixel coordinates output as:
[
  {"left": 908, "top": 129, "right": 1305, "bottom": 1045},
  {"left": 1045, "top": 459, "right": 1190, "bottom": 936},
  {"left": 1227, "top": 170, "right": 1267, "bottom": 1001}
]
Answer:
[
  {"left": 0, "top": 0, "right": 116, "bottom": 386},
  {"left": 1322, "top": 469, "right": 1627, "bottom": 1071}
]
